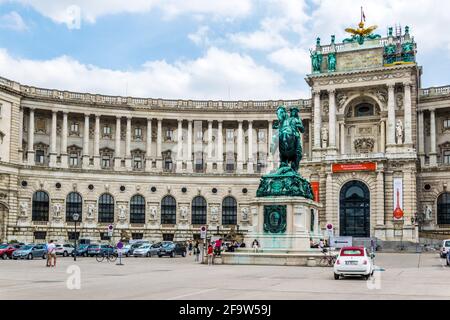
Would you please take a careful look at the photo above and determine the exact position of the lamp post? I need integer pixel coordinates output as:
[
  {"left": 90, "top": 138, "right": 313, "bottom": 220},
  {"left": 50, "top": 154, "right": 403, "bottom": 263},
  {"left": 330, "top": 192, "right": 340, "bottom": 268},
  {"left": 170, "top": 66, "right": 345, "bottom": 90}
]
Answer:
[{"left": 72, "top": 213, "right": 79, "bottom": 261}]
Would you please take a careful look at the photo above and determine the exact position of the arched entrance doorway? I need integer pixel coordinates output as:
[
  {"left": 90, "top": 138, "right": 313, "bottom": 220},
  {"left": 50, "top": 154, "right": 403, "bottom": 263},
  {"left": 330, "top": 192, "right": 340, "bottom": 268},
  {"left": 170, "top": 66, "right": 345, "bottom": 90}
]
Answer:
[
  {"left": 0, "top": 203, "right": 7, "bottom": 242},
  {"left": 340, "top": 181, "right": 370, "bottom": 237}
]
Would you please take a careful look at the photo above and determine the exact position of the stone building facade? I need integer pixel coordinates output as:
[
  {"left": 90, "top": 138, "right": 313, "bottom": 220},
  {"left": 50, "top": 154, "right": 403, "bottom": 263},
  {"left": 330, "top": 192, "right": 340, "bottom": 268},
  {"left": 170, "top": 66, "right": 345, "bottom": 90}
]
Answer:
[{"left": 0, "top": 24, "right": 449, "bottom": 244}]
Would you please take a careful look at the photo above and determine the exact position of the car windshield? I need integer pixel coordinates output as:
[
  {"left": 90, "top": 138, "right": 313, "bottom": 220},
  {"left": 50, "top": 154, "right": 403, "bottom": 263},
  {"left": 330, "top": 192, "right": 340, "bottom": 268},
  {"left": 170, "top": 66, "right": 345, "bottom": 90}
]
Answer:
[
  {"left": 445, "top": 241, "right": 450, "bottom": 247},
  {"left": 140, "top": 245, "right": 150, "bottom": 249},
  {"left": 21, "top": 245, "right": 33, "bottom": 250},
  {"left": 340, "top": 249, "right": 364, "bottom": 256}
]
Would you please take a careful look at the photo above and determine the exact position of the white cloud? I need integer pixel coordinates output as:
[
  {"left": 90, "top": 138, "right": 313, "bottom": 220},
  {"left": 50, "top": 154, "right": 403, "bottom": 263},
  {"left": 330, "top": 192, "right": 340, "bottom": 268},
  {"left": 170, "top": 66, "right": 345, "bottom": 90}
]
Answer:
[
  {"left": 268, "top": 47, "right": 311, "bottom": 75},
  {"left": 188, "top": 26, "right": 210, "bottom": 46},
  {"left": 12, "top": 0, "right": 253, "bottom": 28},
  {"left": 229, "top": 29, "right": 288, "bottom": 51},
  {"left": 0, "top": 11, "right": 28, "bottom": 31},
  {"left": 0, "top": 47, "right": 303, "bottom": 100}
]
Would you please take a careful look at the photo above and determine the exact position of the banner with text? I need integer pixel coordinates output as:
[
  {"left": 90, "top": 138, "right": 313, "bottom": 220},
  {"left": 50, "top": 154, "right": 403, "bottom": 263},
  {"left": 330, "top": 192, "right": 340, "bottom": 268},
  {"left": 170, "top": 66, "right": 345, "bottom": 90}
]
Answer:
[{"left": 332, "top": 162, "right": 377, "bottom": 173}]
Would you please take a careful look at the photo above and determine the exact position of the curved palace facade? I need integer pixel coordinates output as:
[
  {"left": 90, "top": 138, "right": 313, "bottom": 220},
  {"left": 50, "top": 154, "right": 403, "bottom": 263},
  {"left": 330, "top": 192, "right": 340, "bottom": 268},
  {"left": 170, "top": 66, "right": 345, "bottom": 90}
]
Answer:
[{"left": 0, "top": 25, "right": 450, "bottom": 243}]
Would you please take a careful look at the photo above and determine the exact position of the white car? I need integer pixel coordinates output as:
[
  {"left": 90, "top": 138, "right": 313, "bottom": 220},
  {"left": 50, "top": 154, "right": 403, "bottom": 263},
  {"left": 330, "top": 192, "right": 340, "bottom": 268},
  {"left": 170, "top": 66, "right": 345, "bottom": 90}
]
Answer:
[
  {"left": 439, "top": 239, "right": 450, "bottom": 258},
  {"left": 333, "top": 247, "right": 375, "bottom": 280},
  {"left": 55, "top": 244, "right": 75, "bottom": 257}
]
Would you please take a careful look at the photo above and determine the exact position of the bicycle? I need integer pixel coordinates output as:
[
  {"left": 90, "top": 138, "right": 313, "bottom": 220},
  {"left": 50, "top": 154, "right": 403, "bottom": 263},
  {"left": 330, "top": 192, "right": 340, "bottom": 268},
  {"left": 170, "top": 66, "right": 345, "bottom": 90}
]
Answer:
[
  {"left": 96, "top": 251, "right": 117, "bottom": 263},
  {"left": 319, "top": 249, "right": 337, "bottom": 267}
]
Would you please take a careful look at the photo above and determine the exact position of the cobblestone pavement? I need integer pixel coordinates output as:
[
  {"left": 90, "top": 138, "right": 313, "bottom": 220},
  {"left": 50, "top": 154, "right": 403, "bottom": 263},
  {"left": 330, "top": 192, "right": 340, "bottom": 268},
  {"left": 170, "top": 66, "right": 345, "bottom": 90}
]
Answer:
[{"left": 0, "top": 253, "right": 449, "bottom": 300}]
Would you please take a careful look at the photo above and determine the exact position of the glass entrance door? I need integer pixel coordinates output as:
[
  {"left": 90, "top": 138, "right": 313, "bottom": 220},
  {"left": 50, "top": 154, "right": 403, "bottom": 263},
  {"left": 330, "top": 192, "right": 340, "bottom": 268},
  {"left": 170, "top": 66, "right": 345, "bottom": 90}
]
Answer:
[{"left": 339, "top": 181, "right": 370, "bottom": 237}]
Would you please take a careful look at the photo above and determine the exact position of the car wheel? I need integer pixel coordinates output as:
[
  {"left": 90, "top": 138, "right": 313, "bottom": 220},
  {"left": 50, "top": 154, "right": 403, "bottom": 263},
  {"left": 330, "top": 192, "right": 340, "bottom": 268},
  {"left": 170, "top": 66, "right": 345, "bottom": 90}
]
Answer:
[
  {"left": 447, "top": 260, "right": 449, "bottom": 266},
  {"left": 83, "top": 252, "right": 87, "bottom": 257},
  {"left": 182, "top": 251, "right": 186, "bottom": 257},
  {"left": 2, "top": 253, "right": 7, "bottom": 260},
  {"left": 170, "top": 252, "right": 175, "bottom": 258},
  {"left": 146, "top": 252, "right": 150, "bottom": 258},
  {"left": 27, "top": 253, "right": 33, "bottom": 260},
  {"left": 158, "top": 254, "right": 162, "bottom": 258},
  {"left": 42, "top": 253, "right": 47, "bottom": 259},
  {"left": 334, "top": 273, "right": 340, "bottom": 280},
  {"left": 364, "top": 275, "right": 370, "bottom": 280},
  {"left": 63, "top": 251, "right": 68, "bottom": 257}
]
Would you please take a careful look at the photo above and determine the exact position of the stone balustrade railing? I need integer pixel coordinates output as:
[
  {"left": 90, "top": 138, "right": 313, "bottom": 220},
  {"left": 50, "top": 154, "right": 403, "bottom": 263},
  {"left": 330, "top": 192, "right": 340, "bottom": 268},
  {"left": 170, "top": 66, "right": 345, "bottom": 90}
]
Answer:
[
  {"left": 420, "top": 86, "right": 450, "bottom": 98},
  {"left": 0, "top": 75, "right": 311, "bottom": 111},
  {"left": 318, "top": 36, "right": 411, "bottom": 54}
]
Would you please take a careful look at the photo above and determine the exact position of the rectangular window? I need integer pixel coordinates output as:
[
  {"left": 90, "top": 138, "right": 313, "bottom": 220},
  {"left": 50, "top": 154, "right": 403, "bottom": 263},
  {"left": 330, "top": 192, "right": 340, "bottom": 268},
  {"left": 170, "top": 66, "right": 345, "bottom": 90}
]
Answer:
[
  {"left": 134, "top": 156, "right": 142, "bottom": 169},
  {"left": 134, "top": 127, "right": 142, "bottom": 138},
  {"left": 196, "top": 131, "right": 203, "bottom": 140},
  {"left": 35, "top": 150, "right": 45, "bottom": 164},
  {"left": 444, "top": 120, "right": 450, "bottom": 129},
  {"left": 444, "top": 151, "right": 450, "bottom": 164},
  {"left": 162, "top": 233, "right": 174, "bottom": 241},
  {"left": 69, "top": 154, "right": 79, "bottom": 167},
  {"left": 103, "top": 126, "right": 111, "bottom": 135},
  {"left": 99, "top": 232, "right": 110, "bottom": 241},
  {"left": 70, "top": 123, "right": 79, "bottom": 133},
  {"left": 258, "top": 130, "right": 266, "bottom": 142},
  {"left": 102, "top": 156, "right": 111, "bottom": 168},
  {"left": 131, "top": 233, "right": 143, "bottom": 240},
  {"left": 34, "top": 231, "right": 47, "bottom": 240},
  {"left": 226, "top": 163, "right": 234, "bottom": 172},
  {"left": 164, "top": 159, "right": 173, "bottom": 171},
  {"left": 166, "top": 129, "right": 173, "bottom": 141},
  {"left": 68, "top": 232, "right": 80, "bottom": 240},
  {"left": 226, "top": 130, "right": 234, "bottom": 140}
]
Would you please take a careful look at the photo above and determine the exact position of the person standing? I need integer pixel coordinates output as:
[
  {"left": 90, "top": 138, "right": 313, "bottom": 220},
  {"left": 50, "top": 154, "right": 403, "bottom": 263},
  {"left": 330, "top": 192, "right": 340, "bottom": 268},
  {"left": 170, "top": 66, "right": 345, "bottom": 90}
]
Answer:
[
  {"left": 45, "top": 240, "right": 51, "bottom": 267},
  {"left": 194, "top": 241, "right": 200, "bottom": 262},
  {"left": 47, "top": 240, "right": 57, "bottom": 267},
  {"left": 207, "top": 243, "right": 214, "bottom": 266},
  {"left": 188, "top": 241, "right": 193, "bottom": 256}
]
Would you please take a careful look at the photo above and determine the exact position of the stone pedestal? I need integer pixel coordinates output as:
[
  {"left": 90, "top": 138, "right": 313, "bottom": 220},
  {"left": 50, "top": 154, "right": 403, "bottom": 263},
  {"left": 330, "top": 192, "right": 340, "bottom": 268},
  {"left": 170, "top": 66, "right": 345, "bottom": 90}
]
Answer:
[{"left": 245, "top": 197, "right": 321, "bottom": 251}]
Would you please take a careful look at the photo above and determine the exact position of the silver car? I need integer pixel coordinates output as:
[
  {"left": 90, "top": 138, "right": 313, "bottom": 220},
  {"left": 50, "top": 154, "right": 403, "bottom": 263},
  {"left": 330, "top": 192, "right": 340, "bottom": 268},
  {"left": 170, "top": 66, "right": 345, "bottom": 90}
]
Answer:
[{"left": 133, "top": 244, "right": 161, "bottom": 257}]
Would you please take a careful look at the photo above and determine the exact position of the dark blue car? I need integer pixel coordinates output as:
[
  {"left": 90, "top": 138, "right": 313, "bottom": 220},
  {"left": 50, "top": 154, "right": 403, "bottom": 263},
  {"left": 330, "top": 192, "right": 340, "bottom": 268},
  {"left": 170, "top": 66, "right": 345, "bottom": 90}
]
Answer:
[
  {"left": 87, "top": 244, "right": 115, "bottom": 257},
  {"left": 72, "top": 244, "right": 90, "bottom": 257}
]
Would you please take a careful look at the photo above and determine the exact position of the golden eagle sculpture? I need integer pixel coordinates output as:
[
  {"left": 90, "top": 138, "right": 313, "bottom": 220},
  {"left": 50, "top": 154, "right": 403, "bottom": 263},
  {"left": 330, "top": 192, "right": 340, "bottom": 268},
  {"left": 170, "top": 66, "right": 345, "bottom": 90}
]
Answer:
[{"left": 344, "top": 21, "right": 381, "bottom": 45}]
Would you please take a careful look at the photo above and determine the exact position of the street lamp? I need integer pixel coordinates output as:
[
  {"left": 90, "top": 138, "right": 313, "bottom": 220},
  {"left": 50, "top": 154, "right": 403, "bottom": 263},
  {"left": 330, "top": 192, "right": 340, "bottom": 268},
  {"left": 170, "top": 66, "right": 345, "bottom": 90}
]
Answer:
[{"left": 72, "top": 213, "right": 80, "bottom": 261}]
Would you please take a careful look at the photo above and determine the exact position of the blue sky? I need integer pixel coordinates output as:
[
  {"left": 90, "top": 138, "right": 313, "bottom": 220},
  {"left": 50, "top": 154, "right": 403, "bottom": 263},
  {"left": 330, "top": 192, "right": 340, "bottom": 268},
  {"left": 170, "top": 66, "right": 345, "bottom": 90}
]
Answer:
[{"left": 0, "top": 0, "right": 448, "bottom": 100}]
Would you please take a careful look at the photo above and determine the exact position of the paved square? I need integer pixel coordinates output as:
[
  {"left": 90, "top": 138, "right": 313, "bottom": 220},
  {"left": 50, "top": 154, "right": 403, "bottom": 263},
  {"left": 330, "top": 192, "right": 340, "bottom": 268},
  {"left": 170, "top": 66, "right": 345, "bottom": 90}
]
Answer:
[{"left": 1, "top": 253, "right": 449, "bottom": 300}]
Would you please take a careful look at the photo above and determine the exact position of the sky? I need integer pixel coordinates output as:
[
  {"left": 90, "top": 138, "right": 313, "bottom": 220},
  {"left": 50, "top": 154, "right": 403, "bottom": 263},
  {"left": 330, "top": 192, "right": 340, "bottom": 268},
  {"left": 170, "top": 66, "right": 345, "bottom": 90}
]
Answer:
[{"left": 0, "top": 0, "right": 448, "bottom": 100}]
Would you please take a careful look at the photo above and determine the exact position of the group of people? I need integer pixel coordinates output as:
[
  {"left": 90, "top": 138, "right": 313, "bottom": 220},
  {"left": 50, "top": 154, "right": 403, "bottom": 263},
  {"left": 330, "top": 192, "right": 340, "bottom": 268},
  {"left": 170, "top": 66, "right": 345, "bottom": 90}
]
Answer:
[{"left": 186, "top": 240, "right": 201, "bottom": 262}]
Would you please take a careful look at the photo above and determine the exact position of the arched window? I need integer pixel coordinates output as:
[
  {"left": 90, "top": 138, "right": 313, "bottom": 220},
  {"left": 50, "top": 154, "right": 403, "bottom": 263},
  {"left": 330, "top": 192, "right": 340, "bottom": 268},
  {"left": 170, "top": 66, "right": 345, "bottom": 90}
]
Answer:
[
  {"left": 98, "top": 193, "right": 114, "bottom": 223},
  {"left": 130, "top": 195, "right": 145, "bottom": 224},
  {"left": 437, "top": 193, "right": 450, "bottom": 225},
  {"left": 355, "top": 103, "right": 374, "bottom": 117},
  {"left": 222, "top": 197, "right": 237, "bottom": 225},
  {"left": 66, "top": 192, "right": 82, "bottom": 222},
  {"left": 32, "top": 191, "right": 49, "bottom": 221},
  {"left": 192, "top": 196, "right": 207, "bottom": 225},
  {"left": 161, "top": 195, "right": 176, "bottom": 224}
]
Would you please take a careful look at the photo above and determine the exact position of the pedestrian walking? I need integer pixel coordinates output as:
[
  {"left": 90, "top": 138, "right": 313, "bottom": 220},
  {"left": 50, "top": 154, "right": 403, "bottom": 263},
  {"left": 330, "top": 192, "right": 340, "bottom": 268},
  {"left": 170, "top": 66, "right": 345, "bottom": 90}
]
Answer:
[
  {"left": 188, "top": 241, "right": 193, "bottom": 256},
  {"left": 47, "top": 240, "right": 57, "bottom": 267},
  {"left": 207, "top": 244, "right": 214, "bottom": 265},
  {"left": 45, "top": 241, "right": 50, "bottom": 267},
  {"left": 194, "top": 241, "right": 200, "bottom": 262}
]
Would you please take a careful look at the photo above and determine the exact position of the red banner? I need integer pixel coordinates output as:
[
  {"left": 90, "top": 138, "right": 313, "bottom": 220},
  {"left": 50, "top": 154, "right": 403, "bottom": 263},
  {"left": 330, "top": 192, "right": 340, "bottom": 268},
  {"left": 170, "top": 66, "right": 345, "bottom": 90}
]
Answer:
[
  {"left": 311, "top": 182, "right": 319, "bottom": 202},
  {"left": 332, "top": 162, "right": 377, "bottom": 173}
]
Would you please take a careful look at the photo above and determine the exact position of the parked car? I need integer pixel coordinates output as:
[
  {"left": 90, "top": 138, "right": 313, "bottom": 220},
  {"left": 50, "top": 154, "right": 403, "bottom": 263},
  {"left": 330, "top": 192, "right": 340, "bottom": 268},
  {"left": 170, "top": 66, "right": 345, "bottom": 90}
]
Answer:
[
  {"left": 12, "top": 244, "right": 47, "bottom": 260},
  {"left": 440, "top": 239, "right": 450, "bottom": 258},
  {"left": 333, "top": 246, "right": 374, "bottom": 280},
  {"left": 0, "top": 244, "right": 22, "bottom": 259},
  {"left": 158, "top": 242, "right": 187, "bottom": 258},
  {"left": 133, "top": 243, "right": 161, "bottom": 257},
  {"left": 72, "top": 244, "right": 90, "bottom": 257},
  {"left": 128, "top": 241, "right": 151, "bottom": 256},
  {"left": 55, "top": 244, "right": 75, "bottom": 257},
  {"left": 87, "top": 244, "right": 115, "bottom": 257},
  {"left": 114, "top": 244, "right": 131, "bottom": 257},
  {"left": 447, "top": 250, "right": 450, "bottom": 266}
]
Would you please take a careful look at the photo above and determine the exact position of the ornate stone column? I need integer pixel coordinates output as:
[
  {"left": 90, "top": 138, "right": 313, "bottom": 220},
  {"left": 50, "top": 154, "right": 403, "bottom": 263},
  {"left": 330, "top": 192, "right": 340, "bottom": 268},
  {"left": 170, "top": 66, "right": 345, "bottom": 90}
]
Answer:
[
  {"left": 404, "top": 82, "right": 413, "bottom": 145},
  {"left": 156, "top": 118, "right": 163, "bottom": 170},
  {"left": 145, "top": 118, "right": 152, "bottom": 172},
  {"left": 267, "top": 120, "right": 274, "bottom": 172},
  {"left": 247, "top": 120, "right": 254, "bottom": 174},
  {"left": 114, "top": 116, "right": 122, "bottom": 169},
  {"left": 82, "top": 114, "right": 90, "bottom": 169},
  {"left": 18, "top": 106, "right": 24, "bottom": 163},
  {"left": 380, "top": 120, "right": 386, "bottom": 153},
  {"left": 176, "top": 119, "right": 183, "bottom": 173},
  {"left": 429, "top": 108, "right": 437, "bottom": 166},
  {"left": 313, "top": 90, "right": 321, "bottom": 151},
  {"left": 49, "top": 111, "right": 57, "bottom": 167},
  {"left": 325, "top": 172, "right": 333, "bottom": 228},
  {"left": 186, "top": 120, "right": 193, "bottom": 173},
  {"left": 60, "top": 111, "right": 68, "bottom": 168},
  {"left": 376, "top": 170, "right": 385, "bottom": 226},
  {"left": 93, "top": 114, "right": 100, "bottom": 169},
  {"left": 237, "top": 120, "right": 244, "bottom": 173},
  {"left": 339, "top": 121, "right": 345, "bottom": 155},
  {"left": 125, "top": 117, "right": 132, "bottom": 170},
  {"left": 328, "top": 89, "right": 337, "bottom": 152},
  {"left": 217, "top": 120, "right": 223, "bottom": 173},
  {"left": 206, "top": 120, "right": 213, "bottom": 173},
  {"left": 27, "top": 107, "right": 35, "bottom": 165},
  {"left": 418, "top": 111, "right": 425, "bottom": 165},
  {"left": 386, "top": 84, "right": 396, "bottom": 149},
  {"left": 308, "top": 119, "right": 312, "bottom": 159}
]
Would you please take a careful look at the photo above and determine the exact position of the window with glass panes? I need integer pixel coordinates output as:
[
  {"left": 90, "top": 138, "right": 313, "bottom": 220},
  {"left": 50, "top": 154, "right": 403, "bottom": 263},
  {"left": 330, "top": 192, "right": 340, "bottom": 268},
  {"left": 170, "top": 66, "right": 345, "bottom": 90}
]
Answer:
[
  {"left": 69, "top": 153, "right": 79, "bottom": 166},
  {"left": 134, "top": 127, "right": 142, "bottom": 139},
  {"left": 161, "top": 195, "right": 176, "bottom": 224},
  {"left": 133, "top": 156, "right": 143, "bottom": 169},
  {"left": 98, "top": 194, "right": 114, "bottom": 223},
  {"left": 70, "top": 123, "right": 79, "bottom": 133},
  {"left": 191, "top": 196, "right": 207, "bottom": 225},
  {"left": 102, "top": 156, "right": 111, "bottom": 168},
  {"left": 444, "top": 151, "right": 450, "bottom": 164},
  {"left": 103, "top": 126, "right": 111, "bottom": 135},
  {"left": 35, "top": 150, "right": 45, "bottom": 164},
  {"left": 438, "top": 193, "right": 450, "bottom": 225},
  {"left": 66, "top": 192, "right": 82, "bottom": 222},
  {"left": 32, "top": 191, "right": 49, "bottom": 221},
  {"left": 444, "top": 119, "right": 450, "bottom": 129},
  {"left": 130, "top": 195, "right": 145, "bottom": 224},
  {"left": 222, "top": 196, "right": 237, "bottom": 225}
]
